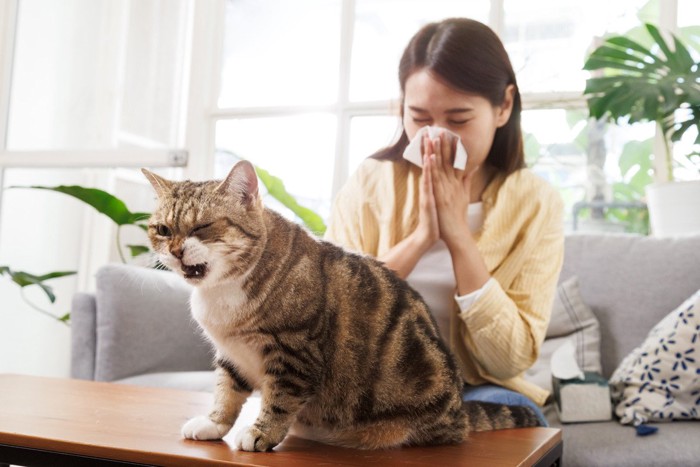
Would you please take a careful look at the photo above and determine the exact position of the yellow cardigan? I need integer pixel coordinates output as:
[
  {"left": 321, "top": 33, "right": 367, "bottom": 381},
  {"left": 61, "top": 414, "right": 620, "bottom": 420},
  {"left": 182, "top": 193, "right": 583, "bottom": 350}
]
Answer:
[{"left": 325, "top": 158, "right": 564, "bottom": 406}]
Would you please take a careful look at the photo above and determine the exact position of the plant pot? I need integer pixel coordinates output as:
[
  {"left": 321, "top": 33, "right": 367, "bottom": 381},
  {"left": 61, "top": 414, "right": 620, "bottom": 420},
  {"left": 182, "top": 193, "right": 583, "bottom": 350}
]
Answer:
[{"left": 646, "top": 180, "right": 700, "bottom": 237}]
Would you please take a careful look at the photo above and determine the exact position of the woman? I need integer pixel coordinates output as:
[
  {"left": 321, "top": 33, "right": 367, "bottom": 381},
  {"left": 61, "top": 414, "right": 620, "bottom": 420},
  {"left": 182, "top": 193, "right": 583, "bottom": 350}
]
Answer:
[{"left": 325, "top": 18, "right": 564, "bottom": 425}]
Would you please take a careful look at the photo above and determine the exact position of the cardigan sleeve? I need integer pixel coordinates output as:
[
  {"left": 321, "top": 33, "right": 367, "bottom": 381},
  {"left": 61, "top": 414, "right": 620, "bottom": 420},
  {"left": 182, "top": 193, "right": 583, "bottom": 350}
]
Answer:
[{"left": 457, "top": 190, "right": 564, "bottom": 381}]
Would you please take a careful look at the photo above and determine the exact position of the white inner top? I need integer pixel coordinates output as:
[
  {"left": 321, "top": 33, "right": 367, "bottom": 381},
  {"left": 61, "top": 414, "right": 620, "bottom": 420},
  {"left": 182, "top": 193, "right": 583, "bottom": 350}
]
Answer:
[{"left": 405, "top": 202, "right": 487, "bottom": 342}]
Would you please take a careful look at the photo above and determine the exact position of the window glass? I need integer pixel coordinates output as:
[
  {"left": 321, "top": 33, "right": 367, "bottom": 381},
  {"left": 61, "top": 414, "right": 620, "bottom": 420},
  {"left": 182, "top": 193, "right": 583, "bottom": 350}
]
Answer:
[
  {"left": 8, "top": 0, "right": 112, "bottom": 150},
  {"left": 503, "top": 0, "right": 654, "bottom": 94},
  {"left": 218, "top": 0, "right": 342, "bottom": 108},
  {"left": 348, "top": 115, "right": 401, "bottom": 175},
  {"left": 524, "top": 109, "right": 654, "bottom": 232},
  {"left": 675, "top": 1, "right": 700, "bottom": 181},
  {"left": 215, "top": 114, "right": 336, "bottom": 220},
  {"left": 350, "top": 0, "right": 489, "bottom": 102},
  {"left": 119, "top": 0, "right": 191, "bottom": 147},
  {"left": 678, "top": 0, "right": 700, "bottom": 29},
  {"left": 7, "top": 0, "right": 189, "bottom": 151}
]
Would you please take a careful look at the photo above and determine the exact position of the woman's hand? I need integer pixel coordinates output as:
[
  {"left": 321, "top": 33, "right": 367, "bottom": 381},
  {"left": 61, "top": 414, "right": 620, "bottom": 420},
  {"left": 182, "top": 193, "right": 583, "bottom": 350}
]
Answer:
[
  {"left": 427, "top": 131, "right": 478, "bottom": 249},
  {"left": 375, "top": 134, "right": 439, "bottom": 278},
  {"left": 414, "top": 134, "right": 440, "bottom": 249},
  {"left": 426, "top": 131, "right": 491, "bottom": 296}
]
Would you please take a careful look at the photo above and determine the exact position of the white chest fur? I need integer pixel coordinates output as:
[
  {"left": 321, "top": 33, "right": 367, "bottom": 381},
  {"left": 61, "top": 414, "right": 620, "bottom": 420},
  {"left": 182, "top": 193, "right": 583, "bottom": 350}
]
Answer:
[{"left": 190, "top": 282, "right": 265, "bottom": 389}]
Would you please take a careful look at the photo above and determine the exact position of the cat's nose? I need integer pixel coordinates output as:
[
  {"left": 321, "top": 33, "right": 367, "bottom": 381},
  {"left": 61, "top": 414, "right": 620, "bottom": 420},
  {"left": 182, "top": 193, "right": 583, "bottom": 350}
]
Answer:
[{"left": 170, "top": 246, "right": 184, "bottom": 259}]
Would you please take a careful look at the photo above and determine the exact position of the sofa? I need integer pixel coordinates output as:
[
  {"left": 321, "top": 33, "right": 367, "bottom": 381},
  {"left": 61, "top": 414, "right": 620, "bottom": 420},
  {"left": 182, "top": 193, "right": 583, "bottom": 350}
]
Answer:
[{"left": 71, "top": 233, "right": 700, "bottom": 466}]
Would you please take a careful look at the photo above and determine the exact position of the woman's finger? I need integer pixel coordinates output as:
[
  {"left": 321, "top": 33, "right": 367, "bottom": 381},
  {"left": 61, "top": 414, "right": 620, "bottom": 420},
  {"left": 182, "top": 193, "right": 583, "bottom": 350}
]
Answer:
[
  {"left": 440, "top": 131, "right": 453, "bottom": 172},
  {"left": 432, "top": 137, "right": 442, "bottom": 171}
]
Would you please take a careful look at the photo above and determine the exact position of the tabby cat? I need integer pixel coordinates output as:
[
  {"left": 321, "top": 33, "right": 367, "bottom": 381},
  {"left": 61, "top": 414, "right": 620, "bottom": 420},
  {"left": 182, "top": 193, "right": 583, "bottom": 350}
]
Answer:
[{"left": 142, "top": 161, "right": 539, "bottom": 452}]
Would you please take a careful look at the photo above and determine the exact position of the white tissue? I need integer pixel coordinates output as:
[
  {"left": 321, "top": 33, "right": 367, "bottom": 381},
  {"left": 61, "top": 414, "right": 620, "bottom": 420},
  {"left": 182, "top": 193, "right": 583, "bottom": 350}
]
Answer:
[
  {"left": 551, "top": 339, "right": 586, "bottom": 380},
  {"left": 402, "top": 126, "right": 468, "bottom": 170}
]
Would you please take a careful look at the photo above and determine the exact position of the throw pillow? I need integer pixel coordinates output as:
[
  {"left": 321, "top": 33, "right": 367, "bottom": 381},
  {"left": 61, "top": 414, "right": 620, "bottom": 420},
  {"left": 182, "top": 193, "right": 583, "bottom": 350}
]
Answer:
[
  {"left": 609, "top": 289, "right": 700, "bottom": 426},
  {"left": 524, "top": 276, "right": 603, "bottom": 393}
]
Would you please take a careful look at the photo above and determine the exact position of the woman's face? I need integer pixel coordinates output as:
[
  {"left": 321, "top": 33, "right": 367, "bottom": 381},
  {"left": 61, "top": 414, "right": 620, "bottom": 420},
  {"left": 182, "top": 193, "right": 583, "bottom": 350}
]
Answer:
[{"left": 402, "top": 69, "right": 514, "bottom": 170}]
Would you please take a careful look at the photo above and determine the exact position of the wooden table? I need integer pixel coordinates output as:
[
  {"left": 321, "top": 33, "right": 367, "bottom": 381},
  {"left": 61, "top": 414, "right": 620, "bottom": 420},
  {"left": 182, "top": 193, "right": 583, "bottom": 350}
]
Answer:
[{"left": 0, "top": 374, "right": 562, "bottom": 466}]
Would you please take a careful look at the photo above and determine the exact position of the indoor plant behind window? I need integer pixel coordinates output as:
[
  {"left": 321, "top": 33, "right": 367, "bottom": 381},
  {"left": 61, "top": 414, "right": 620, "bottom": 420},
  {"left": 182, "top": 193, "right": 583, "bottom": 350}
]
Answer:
[{"left": 583, "top": 23, "right": 700, "bottom": 236}]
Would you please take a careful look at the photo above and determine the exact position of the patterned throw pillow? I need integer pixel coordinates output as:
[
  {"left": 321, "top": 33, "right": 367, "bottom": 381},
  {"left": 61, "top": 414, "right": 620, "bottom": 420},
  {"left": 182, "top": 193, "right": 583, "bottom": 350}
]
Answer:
[{"left": 609, "top": 289, "right": 700, "bottom": 425}]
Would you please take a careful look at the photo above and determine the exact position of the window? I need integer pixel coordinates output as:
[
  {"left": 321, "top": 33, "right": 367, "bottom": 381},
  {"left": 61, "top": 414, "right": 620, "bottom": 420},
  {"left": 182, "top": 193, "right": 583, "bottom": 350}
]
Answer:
[
  {"left": 214, "top": 0, "right": 691, "bottom": 233},
  {"left": 0, "top": 0, "right": 195, "bottom": 376}
]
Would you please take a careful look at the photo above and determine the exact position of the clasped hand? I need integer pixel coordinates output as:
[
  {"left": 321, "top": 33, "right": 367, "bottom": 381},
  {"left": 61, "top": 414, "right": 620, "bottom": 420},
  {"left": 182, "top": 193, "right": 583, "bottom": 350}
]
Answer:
[{"left": 415, "top": 131, "right": 478, "bottom": 251}]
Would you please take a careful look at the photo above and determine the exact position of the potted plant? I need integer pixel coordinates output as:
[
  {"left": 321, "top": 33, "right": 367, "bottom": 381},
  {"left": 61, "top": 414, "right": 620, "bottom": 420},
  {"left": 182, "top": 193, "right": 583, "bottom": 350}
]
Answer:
[
  {"left": 583, "top": 23, "right": 700, "bottom": 236},
  {"left": 2, "top": 159, "right": 326, "bottom": 325}
]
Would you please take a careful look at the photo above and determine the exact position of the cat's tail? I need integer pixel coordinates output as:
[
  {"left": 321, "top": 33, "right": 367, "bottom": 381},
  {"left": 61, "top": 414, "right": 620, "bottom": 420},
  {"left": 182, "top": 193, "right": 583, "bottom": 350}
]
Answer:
[{"left": 461, "top": 400, "right": 542, "bottom": 432}]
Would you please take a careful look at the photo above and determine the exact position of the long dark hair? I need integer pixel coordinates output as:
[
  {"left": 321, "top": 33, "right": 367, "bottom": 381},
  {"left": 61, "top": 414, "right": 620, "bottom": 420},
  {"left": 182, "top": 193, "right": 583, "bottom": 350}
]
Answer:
[{"left": 372, "top": 18, "right": 525, "bottom": 175}]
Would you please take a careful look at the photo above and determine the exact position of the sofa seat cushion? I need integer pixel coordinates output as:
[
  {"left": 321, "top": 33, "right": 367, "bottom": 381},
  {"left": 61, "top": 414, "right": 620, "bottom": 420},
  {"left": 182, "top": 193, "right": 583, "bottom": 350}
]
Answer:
[
  {"left": 116, "top": 371, "right": 216, "bottom": 392},
  {"left": 545, "top": 406, "right": 700, "bottom": 466}
]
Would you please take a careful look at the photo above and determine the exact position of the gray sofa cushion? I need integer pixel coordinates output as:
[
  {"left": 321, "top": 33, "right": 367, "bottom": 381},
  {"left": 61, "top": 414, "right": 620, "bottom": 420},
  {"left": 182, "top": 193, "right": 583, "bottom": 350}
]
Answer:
[
  {"left": 560, "top": 234, "right": 700, "bottom": 377},
  {"left": 94, "top": 264, "right": 214, "bottom": 381},
  {"left": 525, "top": 276, "right": 602, "bottom": 393},
  {"left": 70, "top": 292, "right": 97, "bottom": 380},
  {"left": 546, "top": 409, "right": 699, "bottom": 466}
]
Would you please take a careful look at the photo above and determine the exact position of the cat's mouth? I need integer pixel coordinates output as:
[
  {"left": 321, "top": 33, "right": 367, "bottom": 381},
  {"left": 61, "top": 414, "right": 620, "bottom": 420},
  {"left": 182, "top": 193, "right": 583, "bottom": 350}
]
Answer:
[{"left": 181, "top": 262, "right": 208, "bottom": 280}]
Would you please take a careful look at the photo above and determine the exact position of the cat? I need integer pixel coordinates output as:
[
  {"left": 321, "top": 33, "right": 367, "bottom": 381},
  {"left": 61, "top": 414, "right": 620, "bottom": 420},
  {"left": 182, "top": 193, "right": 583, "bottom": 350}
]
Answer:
[{"left": 142, "top": 160, "right": 540, "bottom": 452}]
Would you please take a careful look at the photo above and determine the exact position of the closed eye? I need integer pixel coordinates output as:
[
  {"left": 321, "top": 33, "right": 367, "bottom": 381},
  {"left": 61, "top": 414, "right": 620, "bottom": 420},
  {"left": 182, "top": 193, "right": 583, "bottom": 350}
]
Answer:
[{"left": 190, "top": 222, "right": 214, "bottom": 235}]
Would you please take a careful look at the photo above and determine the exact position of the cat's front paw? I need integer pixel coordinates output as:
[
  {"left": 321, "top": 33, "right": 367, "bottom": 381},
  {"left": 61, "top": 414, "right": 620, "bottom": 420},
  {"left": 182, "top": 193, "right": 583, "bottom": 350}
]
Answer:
[
  {"left": 181, "top": 416, "right": 232, "bottom": 441},
  {"left": 235, "top": 425, "right": 280, "bottom": 452}
]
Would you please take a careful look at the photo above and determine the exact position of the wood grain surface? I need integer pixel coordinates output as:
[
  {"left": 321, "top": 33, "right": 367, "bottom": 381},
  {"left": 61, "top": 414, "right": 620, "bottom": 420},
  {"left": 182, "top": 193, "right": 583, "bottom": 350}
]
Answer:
[{"left": 0, "top": 374, "right": 561, "bottom": 466}]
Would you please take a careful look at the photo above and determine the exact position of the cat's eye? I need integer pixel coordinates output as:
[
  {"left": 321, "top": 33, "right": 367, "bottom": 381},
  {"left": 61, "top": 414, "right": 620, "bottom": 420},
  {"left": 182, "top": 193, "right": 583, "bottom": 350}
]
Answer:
[
  {"left": 156, "top": 224, "right": 172, "bottom": 237},
  {"left": 191, "top": 222, "right": 213, "bottom": 235}
]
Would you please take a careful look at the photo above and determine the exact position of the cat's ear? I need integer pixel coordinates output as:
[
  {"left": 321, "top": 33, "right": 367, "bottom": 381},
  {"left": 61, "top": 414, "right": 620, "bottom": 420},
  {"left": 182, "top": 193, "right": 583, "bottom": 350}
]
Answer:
[
  {"left": 217, "top": 160, "right": 259, "bottom": 206},
  {"left": 141, "top": 169, "right": 174, "bottom": 198}
]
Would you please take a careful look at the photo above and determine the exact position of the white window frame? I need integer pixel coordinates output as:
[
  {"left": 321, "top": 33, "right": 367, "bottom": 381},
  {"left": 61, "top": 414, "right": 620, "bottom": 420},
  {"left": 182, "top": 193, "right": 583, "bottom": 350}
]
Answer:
[
  {"left": 201, "top": 0, "right": 682, "bottom": 205},
  {"left": 0, "top": 0, "right": 685, "bottom": 216},
  {"left": 0, "top": 0, "right": 206, "bottom": 287}
]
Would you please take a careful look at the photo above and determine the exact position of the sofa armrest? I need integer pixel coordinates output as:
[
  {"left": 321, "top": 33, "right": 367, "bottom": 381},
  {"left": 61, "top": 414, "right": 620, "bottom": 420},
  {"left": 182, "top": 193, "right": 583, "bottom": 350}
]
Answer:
[
  {"left": 70, "top": 292, "right": 97, "bottom": 380},
  {"left": 90, "top": 263, "right": 214, "bottom": 382}
]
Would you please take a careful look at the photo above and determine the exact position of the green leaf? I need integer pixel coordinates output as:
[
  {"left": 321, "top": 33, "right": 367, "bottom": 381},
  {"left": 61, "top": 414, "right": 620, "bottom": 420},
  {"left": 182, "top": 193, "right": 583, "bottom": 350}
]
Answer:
[
  {"left": 36, "top": 271, "right": 78, "bottom": 282},
  {"left": 584, "top": 76, "right": 627, "bottom": 95},
  {"left": 254, "top": 166, "right": 327, "bottom": 236},
  {"left": 587, "top": 44, "right": 663, "bottom": 73},
  {"left": 588, "top": 45, "right": 645, "bottom": 64},
  {"left": 672, "top": 36, "right": 696, "bottom": 71},
  {"left": 13, "top": 185, "right": 150, "bottom": 226},
  {"left": 58, "top": 312, "right": 71, "bottom": 324},
  {"left": 605, "top": 35, "right": 655, "bottom": 58},
  {"left": 629, "top": 165, "right": 654, "bottom": 189},
  {"left": 645, "top": 23, "right": 675, "bottom": 64},
  {"left": 0, "top": 266, "right": 76, "bottom": 303},
  {"left": 583, "top": 56, "right": 650, "bottom": 74},
  {"left": 583, "top": 22, "right": 700, "bottom": 151},
  {"left": 619, "top": 139, "right": 653, "bottom": 177},
  {"left": 126, "top": 245, "right": 151, "bottom": 257}
]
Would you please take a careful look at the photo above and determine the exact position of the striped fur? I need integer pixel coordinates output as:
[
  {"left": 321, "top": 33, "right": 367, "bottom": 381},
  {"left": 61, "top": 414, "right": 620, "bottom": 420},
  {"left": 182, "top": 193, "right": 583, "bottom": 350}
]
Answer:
[{"left": 142, "top": 161, "right": 540, "bottom": 452}]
